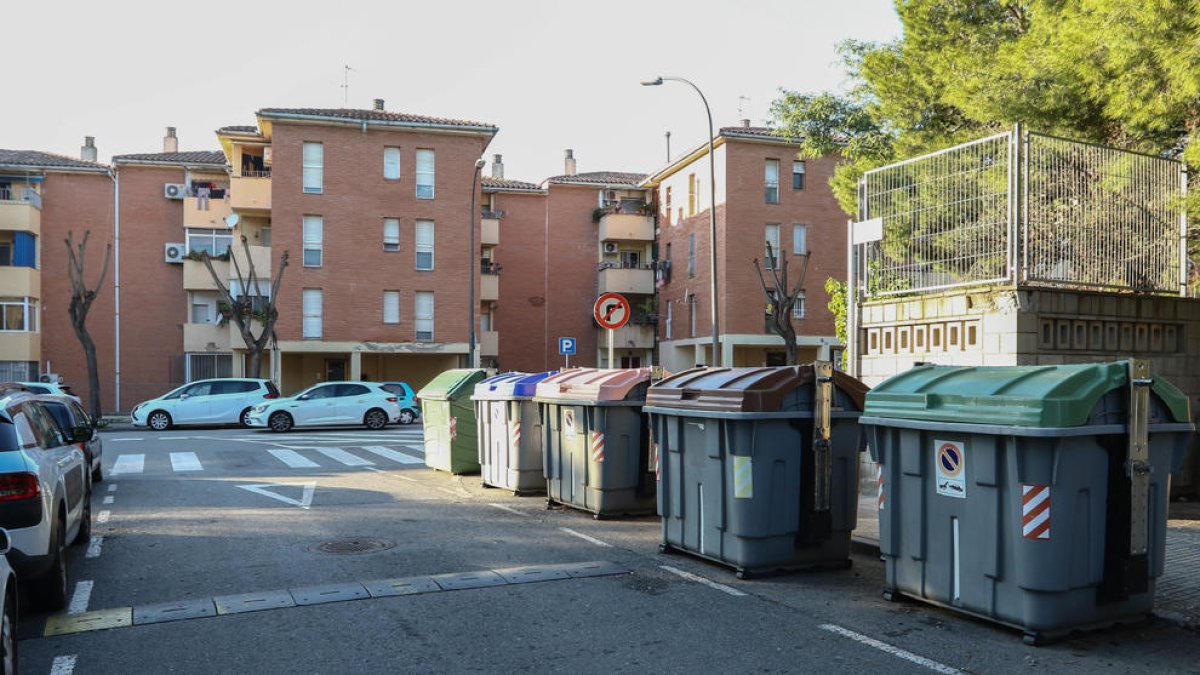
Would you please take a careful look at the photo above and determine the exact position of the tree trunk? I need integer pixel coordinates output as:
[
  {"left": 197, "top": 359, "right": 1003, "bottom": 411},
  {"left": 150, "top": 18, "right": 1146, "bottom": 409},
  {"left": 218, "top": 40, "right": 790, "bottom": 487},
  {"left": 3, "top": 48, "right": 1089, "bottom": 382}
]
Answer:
[
  {"left": 247, "top": 350, "right": 262, "bottom": 379},
  {"left": 65, "top": 231, "right": 111, "bottom": 418}
]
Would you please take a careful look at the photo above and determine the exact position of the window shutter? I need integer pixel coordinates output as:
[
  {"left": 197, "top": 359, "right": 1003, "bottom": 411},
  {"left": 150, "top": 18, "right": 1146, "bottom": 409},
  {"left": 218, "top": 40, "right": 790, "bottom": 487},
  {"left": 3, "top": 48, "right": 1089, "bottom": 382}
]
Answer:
[{"left": 384, "top": 147, "right": 401, "bottom": 179}]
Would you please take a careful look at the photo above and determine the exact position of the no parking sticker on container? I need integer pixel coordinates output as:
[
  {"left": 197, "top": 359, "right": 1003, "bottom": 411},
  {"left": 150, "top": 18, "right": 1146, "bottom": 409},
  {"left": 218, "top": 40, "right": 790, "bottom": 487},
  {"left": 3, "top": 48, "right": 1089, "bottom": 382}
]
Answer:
[{"left": 935, "top": 440, "right": 966, "bottom": 499}]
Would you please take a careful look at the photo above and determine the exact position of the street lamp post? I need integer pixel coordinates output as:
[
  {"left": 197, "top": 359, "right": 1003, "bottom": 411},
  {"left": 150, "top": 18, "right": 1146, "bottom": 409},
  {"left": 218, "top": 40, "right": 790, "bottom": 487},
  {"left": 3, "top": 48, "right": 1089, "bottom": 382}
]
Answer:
[
  {"left": 468, "top": 158, "right": 486, "bottom": 369},
  {"left": 641, "top": 76, "right": 721, "bottom": 367}
]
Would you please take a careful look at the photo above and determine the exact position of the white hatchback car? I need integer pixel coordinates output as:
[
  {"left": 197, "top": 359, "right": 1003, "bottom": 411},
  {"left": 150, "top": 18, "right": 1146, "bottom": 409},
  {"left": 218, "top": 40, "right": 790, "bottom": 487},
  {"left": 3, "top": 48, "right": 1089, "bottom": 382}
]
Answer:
[
  {"left": 132, "top": 378, "right": 281, "bottom": 430},
  {"left": 245, "top": 382, "right": 402, "bottom": 432}
]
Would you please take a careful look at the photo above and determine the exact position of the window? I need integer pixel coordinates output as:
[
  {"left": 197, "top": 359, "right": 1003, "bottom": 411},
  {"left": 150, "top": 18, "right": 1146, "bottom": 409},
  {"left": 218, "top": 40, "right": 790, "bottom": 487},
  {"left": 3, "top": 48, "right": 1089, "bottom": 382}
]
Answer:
[
  {"left": 186, "top": 354, "right": 232, "bottom": 382},
  {"left": 260, "top": 227, "right": 272, "bottom": 247},
  {"left": 186, "top": 228, "right": 233, "bottom": 256},
  {"left": 665, "top": 301, "right": 673, "bottom": 340},
  {"left": 191, "top": 301, "right": 211, "bottom": 324},
  {"left": 383, "top": 291, "right": 400, "bottom": 324},
  {"left": 337, "top": 384, "right": 370, "bottom": 397},
  {"left": 416, "top": 149, "right": 435, "bottom": 199},
  {"left": 688, "top": 294, "right": 697, "bottom": 337},
  {"left": 619, "top": 250, "right": 641, "bottom": 268},
  {"left": 415, "top": 220, "right": 434, "bottom": 270},
  {"left": 415, "top": 291, "right": 434, "bottom": 340},
  {"left": 302, "top": 289, "right": 322, "bottom": 339},
  {"left": 0, "top": 232, "right": 35, "bottom": 268},
  {"left": 687, "top": 234, "right": 696, "bottom": 278},
  {"left": 764, "top": 224, "right": 780, "bottom": 269},
  {"left": 304, "top": 385, "right": 337, "bottom": 400},
  {"left": 384, "top": 147, "right": 401, "bottom": 180},
  {"left": 793, "top": 224, "right": 808, "bottom": 255},
  {"left": 765, "top": 159, "right": 780, "bottom": 203},
  {"left": 792, "top": 291, "right": 807, "bottom": 320},
  {"left": 687, "top": 174, "right": 696, "bottom": 215},
  {"left": 302, "top": 142, "right": 323, "bottom": 194},
  {"left": 480, "top": 307, "right": 492, "bottom": 332},
  {"left": 229, "top": 280, "right": 271, "bottom": 314},
  {"left": 0, "top": 297, "right": 37, "bottom": 332},
  {"left": 303, "top": 216, "right": 323, "bottom": 267},
  {"left": 383, "top": 218, "right": 400, "bottom": 252},
  {"left": 792, "top": 161, "right": 806, "bottom": 190}
]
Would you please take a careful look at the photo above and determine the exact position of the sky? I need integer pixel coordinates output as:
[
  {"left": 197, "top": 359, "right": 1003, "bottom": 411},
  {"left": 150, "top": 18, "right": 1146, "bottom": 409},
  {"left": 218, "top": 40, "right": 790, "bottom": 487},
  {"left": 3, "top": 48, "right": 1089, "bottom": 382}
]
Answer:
[{"left": 3, "top": 0, "right": 902, "bottom": 182}]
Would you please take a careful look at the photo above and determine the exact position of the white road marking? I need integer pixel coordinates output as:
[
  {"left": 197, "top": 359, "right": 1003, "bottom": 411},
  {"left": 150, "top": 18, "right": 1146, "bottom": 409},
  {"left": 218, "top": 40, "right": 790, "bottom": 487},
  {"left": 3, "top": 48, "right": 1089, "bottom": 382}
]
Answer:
[
  {"left": 818, "top": 624, "right": 965, "bottom": 675},
  {"left": 102, "top": 496, "right": 114, "bottom": 505},
  {"left": 268, "top": 449, "right": 320, "bottom": 468},
  {"left": 107, "top": 484, "right": 117, "bottom": 492},
  {"left": 160, "top": 435, "right": 192, "bottom": 440},
  {"left": 560, "top": 528, "right": 613, "bottom": 548},
  {"left": 68, "top": 580, "right": 94, "bottom": 614},
  {"left": 108, "top": 438, "right": 143, "bottom": 442},
  {"left": 365, "top": 467, "right": 419, "bottom": 482},
  {"left": 360, "top": 445, "right": 422, "bottom": 464},
  {"left": 85, "top": 536, "right": 103, "bottom": 559},
  {"left": 660, "top": 565, "right": 747, "bottom": 597},
  {"left": 436, "top": 487, "right": 463, "bottom": 497},
  {"left": 97, "top": 510, "right": 111, "bottom": 523},
  {"left": 111, "top": 454, "right": 144, "bottom": 475},
  {"left": 314, "top": 447, "right": 374, "bottom": 466},
  {"left": 237, "top": 482, "right": 316, "bottom": 509},
  {"left": 50, "top": 655, "right": 78, "bottom": 675},
  {"left": 170, "top": 452, "right": 203, "bottom": 472},
  {"left": 488, "top": 503, "right": 529, "bottom": 517}
]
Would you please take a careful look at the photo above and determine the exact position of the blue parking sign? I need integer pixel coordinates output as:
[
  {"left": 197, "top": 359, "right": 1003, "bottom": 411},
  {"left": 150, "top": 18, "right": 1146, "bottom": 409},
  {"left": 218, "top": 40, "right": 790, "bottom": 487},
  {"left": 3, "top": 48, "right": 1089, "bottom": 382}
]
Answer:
[{"left": 559, "top": 337, "right": 577, "bottom": 355}]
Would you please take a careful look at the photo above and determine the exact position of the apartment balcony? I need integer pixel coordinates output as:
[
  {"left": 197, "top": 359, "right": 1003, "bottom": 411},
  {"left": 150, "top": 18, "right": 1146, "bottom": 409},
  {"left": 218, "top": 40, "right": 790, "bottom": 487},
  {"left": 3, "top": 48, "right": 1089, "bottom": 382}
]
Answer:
[
  {"left": 481, "top": 215, "right": 500, "bottom": 246},
  {"left": 231, "top": 244, "right": 271, "bottom": 276},
  {"left": 0, "top": 332, "right": 39, "bottom": 362},
  {"left": 0, "top": 192, "right": 40, "bottom": 235},
  {"left": 480, "top": 270, "right": 499, "bottom": 301},
  {"left": 598, "top": 213, "right": 654, "bottom": 242},
  {"left": 183, "top": 258, "right": 228, "bottom": 291},
  {"left": 597, "top": 263, "right": 655, "bottom": 295},
  {"left": 183, "top": 197, "right": 234, "bottom": 229},
  {"left": 480, "top": 330, "right": 499, "bottom": 356},
  {"left": 230, "top": 174, "right": 271, "bottom": 213},
  {"left": 0, "top": 266, "right": 39, "bottom": 299},
  {"left": 183, "top": 322, "right": 231, "bottom": 352},
  {"left": 602, "top": 323, "right": 655, "bottom": 350}
]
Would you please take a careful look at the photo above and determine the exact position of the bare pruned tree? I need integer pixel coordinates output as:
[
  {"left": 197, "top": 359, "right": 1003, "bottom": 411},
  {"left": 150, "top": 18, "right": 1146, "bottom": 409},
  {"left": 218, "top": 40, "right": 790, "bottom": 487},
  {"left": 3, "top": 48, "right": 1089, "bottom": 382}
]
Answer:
[
  {"left": 199, "top": 236, "right": 289, "bottom": 379},
  {"left": 65, "top": 231, "right": 112, "bottom": 418},
  {"left": 753, "top": 242, "right": 810, "bottom": 365}
]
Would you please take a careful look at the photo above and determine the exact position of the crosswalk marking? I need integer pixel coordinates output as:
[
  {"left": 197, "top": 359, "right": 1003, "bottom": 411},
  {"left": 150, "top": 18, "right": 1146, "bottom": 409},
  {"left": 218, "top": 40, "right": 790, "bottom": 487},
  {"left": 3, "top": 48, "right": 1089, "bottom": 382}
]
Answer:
[
  {"left": 112, "top": 454, "right": 145, "bottom": 475},
  {"left": 268, "top": 449, "right": 320, "bottom": 469},
  {"left": 360, "top": 445, "right": 423, "bottom": 465},
  {"left": 314, "top": 447, "right": 375, "bottom": 466},
  {"left": 170, "top": 452, "right": 203, "bottom": 472}
]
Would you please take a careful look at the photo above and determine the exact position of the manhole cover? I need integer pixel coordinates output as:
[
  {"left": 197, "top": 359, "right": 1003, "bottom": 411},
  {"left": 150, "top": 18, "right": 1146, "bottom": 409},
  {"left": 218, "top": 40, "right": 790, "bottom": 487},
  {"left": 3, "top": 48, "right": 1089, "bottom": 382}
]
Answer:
[{"left": 309, "top": 537, "right": 395, "bottom": 555}]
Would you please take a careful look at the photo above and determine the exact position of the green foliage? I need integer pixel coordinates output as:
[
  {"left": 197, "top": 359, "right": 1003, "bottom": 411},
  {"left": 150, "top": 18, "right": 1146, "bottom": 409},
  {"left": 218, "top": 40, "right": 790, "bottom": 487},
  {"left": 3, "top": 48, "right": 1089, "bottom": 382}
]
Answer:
[{"left": 824, "top": 276, "right": 848, "bottom": 348}]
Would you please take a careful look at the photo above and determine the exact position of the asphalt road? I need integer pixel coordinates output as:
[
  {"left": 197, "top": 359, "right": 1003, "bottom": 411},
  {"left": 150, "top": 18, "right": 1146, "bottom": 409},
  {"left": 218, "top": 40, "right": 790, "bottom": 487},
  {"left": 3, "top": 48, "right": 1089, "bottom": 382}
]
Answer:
[{"left": 16, "top": 425, "right": 1200, "bottom": 674}]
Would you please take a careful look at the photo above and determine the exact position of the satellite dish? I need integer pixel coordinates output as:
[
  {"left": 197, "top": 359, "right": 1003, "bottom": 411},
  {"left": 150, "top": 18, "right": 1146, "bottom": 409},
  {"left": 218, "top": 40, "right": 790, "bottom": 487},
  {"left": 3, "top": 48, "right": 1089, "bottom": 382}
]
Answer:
[{"left": 224, "top": 213, "right": 240, "bottom": 228}]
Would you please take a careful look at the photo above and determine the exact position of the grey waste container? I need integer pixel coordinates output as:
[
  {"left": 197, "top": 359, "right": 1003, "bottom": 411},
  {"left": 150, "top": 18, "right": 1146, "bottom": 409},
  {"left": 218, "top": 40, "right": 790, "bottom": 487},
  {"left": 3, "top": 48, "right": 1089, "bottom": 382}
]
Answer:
[
  {"left": 473, "top": 371, "right": 556, "bottom": 495},
  {"left": 861, "top": 360, "right": 1195, "bottom": 644},
  {"left": 644, "top": 363, "right": 869, "bottom": 578},
  {"left": 534, "top": 368, "right": 655, "bottom": 517}
]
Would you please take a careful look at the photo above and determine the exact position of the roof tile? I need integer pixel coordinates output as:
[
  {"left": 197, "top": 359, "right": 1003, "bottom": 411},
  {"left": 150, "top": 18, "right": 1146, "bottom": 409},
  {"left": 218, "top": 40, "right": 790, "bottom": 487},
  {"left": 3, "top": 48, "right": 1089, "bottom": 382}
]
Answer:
[
  {"left": 258, "top": 107, "right": 496, "bottom": 130},
  {"left": 545, "top": 171, "right": 647, "bottom": 186},
  {"left": 112, "top": 151, "right": 227, "bottom": 166},
  {"left": 0, "top": 149, "right": 108, "bottom": 171},
  {"left": 482, "top": 177, "right": 542, "bottom": 192}
]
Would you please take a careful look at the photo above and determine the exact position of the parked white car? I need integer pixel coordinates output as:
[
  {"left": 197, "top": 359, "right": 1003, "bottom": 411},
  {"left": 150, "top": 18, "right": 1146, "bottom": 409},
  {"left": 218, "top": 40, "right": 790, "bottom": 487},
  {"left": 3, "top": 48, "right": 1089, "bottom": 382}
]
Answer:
[
  {"left": 131, "top": 378, "right": 281, "bottom": 430},
  {"left": 17, "top": 382, "right": 81, "bottom": 405},
  {"left": 0, "top": 528, "right": 17, "bottom": 675},
  {"left": 245, "top": 382, "right": 402, "bottom": 432}
]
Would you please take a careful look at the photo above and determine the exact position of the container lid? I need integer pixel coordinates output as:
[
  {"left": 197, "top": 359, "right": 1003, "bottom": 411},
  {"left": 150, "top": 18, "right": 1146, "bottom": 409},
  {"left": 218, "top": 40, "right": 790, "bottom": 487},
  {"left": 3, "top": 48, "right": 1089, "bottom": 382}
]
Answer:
[
  {"left": 645, "top": 365, "right": 868, "bottom": 414},
  {"left": 864, "top": 361, "right": 1191, "bottom": 427},
  {"left": 533, "top": 368, "right": 654, "bottom": 403},
  {"left": 472, "top": 371, "right": 557, "bottom": 400},
  {"left": 416, "top": 369, "right": 488, "bottom": 401}
]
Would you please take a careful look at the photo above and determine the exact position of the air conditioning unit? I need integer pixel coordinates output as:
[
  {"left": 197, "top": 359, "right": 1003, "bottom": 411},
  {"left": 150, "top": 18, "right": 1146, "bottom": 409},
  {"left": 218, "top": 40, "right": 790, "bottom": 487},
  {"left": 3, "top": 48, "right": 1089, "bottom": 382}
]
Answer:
[
  {"left": 164, "top": 243, "right": 187, "bottom": 263},
  {"left": 605, "top": 190, "right": 617, "bottom": 202},
  {"left": 164, "top": 183, "right": 187, "bottom": 200},
  {"left": 602, "top": 242, "right": 619, "bottom": 254}
]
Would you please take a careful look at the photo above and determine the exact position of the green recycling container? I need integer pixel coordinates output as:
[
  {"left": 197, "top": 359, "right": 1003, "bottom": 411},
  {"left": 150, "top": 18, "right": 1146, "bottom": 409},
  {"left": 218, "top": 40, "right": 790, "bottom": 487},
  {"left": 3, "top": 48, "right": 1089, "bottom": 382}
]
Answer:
[
  {"left": 418, "top": 369, "right": 488, "bottom": 474},
  {"left": 861, "top": 361, "right": 1195, "bottom": 644}
]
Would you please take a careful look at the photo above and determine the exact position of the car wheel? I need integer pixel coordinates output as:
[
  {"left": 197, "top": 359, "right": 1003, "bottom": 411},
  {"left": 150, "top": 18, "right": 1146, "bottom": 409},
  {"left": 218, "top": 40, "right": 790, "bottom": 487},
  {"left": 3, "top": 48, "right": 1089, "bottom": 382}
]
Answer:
[
  {"left": 39, "top": 515, "right": 68, "bottom": 611},
  {"left": 73, "top": 488, "right": 92, "bottom": 546},
  {"left": 268, "top": 411, "right": 294, "bottom": 433},
  {"left": 364, "top": 409, "right": 388, "bottom": 430},
  {"left": 239, "top": 407, "right": 254, "bottom": 428},
  {"left": 398, "top": 409, "right": 416, "bottom": 425},
  {"left": 1, "top": 584, "right": 16, "bottom": 675},
  {"left": 147, "top": 410, "right": 172, "bottom": 431}
]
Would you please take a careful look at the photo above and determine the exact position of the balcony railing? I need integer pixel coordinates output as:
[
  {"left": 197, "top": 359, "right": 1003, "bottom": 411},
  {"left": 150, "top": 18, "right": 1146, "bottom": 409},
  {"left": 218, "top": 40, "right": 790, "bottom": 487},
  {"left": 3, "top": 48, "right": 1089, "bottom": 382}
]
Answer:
[
  {"left": 481, "top": 209, "right": 505, "bottom": 219},
  {"left": 239, "top": 169, "right": 272, "bottom": 178},
  {"left": 0, "top": 187, "right": 42, "bottom": 209},
  {"left": 481, "top": 262, "right": 502, "bottom": 275},
  {"left": 598, "top": 261, "right": 656, "bottom": 271}
]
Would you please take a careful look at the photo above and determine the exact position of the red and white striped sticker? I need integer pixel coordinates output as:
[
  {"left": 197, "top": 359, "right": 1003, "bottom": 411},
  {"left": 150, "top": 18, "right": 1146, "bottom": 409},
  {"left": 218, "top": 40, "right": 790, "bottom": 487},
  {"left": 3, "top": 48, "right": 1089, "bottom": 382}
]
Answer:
[
  {"left": 510, "top": 420, "right": 522, "bottom": 450},
  {"left": 449, "top": 416, "right": 458, "bottom": 441},
  {"left": 876, "top": 465, "right": 885, "bottom": 511},
  {"left": 1022, "top": 484, "right": 1051, "bottom": 540},
  {"left": 590, "top": 431, "right": 605, "bottom": 463},
  {"left": 653, "top": 442, "right": 661, "bottom": 481}
]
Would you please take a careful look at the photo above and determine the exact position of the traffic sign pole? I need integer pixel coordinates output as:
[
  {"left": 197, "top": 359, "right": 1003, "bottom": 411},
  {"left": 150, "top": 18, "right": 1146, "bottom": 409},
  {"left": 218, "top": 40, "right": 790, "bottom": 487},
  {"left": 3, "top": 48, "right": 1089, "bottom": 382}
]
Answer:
[{"left": 608, "top": 326, "right": 614, "bottom": 370}]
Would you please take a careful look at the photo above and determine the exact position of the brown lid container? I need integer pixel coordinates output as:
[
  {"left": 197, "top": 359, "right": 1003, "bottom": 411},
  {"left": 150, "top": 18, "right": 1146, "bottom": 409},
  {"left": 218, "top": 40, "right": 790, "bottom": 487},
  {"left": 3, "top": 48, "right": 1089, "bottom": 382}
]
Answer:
[{"left": 645, "top": 365, "right": 869, "bottom": 414}]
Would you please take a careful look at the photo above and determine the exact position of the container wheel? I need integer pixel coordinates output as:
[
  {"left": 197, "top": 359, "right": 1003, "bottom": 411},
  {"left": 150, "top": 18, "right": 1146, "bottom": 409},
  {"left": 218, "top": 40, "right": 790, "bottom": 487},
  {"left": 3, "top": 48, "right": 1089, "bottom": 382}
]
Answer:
[
  {"left": 658, "top": 543, "right": 675, "bottom": 555},
  {"left": 882, "top": 589, "right": 898, "bottom": 602},
  {"left": 1022, "top": 631, "right": 1041, "bottom": 647},
  {"left": 736, "top": 568, "right": 752, "bottom": 580}
]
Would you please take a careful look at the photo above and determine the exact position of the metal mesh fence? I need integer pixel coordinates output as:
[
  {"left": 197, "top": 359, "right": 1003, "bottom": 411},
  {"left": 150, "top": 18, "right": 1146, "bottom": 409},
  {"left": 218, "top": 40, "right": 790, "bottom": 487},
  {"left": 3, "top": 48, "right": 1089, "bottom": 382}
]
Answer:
[{"left": 860, "top": 127, "right": 1185, "bottom": 297}]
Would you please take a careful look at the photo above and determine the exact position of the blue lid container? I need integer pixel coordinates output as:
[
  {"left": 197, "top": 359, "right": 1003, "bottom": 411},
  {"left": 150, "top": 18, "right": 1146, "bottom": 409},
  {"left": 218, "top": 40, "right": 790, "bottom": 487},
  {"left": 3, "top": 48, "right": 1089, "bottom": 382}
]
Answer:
[{"left": 472, "top": 371, "right": 557, "bottom": 401}]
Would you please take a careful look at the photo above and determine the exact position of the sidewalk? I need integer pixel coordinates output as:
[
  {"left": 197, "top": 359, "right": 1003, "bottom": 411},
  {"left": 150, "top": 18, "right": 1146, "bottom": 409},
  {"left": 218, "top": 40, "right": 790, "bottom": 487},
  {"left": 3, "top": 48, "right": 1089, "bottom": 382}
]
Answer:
[{"left": 1160, "top": 501, "right": 1200, "bottom": 628}]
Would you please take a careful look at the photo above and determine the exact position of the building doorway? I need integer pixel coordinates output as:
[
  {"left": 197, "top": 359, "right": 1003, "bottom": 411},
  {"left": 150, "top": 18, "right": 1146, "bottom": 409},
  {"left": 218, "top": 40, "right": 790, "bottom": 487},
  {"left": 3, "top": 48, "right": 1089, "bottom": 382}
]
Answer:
[{"left": 326, "top": 358, "right": 347, "bottom": 382}]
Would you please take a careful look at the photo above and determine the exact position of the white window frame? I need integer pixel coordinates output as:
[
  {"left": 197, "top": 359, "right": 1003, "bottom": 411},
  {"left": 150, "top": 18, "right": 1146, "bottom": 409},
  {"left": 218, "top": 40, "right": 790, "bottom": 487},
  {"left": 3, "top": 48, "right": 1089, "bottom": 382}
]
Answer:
[
  {"left": 0, "top": 297, "right": 37, "bottom": 332},
  {"left": 302, "top": 289, "right": 322, "bottom": 339},
  {"left": 383, "top": 291, "right": 401, "bottom": 324},
  {"left": 792, "top": 291, "right": 807, "bottom": 320},
  {"left": 302, "top": 142, "right": 323, "bottom": 194},
  {"left": 415, "top": 291, "right": 434, "bottom": 341},
  {"left": 765, "top": 159, "right": 780, "bottom": 204},
  {"left": 764, "top": 224, "right": 780, "bottom": 270},
  {"left": 793, "top": 224, "right": 808, "bottom": 256},
  {"left": 416, "top": 149, "right": 435, "bottom": 199},
  {"left": 383, "top": 218, "right": 401, "bottom": 252},
  {"left": 302, "top": 216, "right": 323, "bottom": 267},
  {"left": 185, "top": 228, "right": 233, "bottom": 257},
  {"left": 415, "top": 220, "right": 434, "bottom": 270},
  {"left": 792, "top": 161, "right": 806, "bottom": 190},
  {"left": 383, "top": 146, "right": 401, "bottom": 180},
  {"left": 665, "top": 300, "right": 672, "bottom": 340}
]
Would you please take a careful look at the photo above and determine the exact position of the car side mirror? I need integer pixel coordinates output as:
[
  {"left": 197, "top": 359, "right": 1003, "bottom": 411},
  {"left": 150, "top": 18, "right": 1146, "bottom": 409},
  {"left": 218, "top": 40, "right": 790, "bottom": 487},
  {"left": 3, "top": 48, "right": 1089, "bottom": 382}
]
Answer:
[
  {"left": 298, "top": 394, "right": 310, "bottom": 401},
  {"left": 70, "top": 425, "right": 94, "bottom": 443},
  {"left": 0, "top": 529, "right": 10, "bottom": 556},
  {"left": 179, "top": 394, "right": 189, "bottom": 400}
]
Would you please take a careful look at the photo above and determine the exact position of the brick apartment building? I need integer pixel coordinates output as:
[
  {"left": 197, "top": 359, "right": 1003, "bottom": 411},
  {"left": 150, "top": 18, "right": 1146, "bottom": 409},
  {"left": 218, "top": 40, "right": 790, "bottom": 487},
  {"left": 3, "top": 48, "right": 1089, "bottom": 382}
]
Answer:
[
  {"left": 0, "top": 147, "right": 113, "bottom": 406},
  {"left": 644, "top": 123, "right": 844, "bottom": 371}
]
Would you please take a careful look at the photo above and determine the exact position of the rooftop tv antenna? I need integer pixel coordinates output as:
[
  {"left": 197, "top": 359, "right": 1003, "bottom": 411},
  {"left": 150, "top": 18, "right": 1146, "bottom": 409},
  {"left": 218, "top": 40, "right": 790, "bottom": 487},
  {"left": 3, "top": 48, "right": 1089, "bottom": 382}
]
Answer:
[
  {"left": 340, "top": 65, "right": 354, "bottom": 106},
  {"left": 738, "top": 95, "right": 751, "bottom": 119}
]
